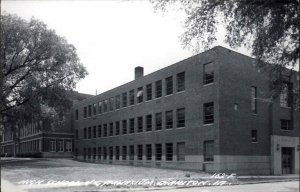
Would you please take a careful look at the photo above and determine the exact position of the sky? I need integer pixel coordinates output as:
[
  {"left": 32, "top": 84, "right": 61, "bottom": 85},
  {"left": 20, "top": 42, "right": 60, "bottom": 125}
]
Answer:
[{"left": 2, "top": 0, "right": 251, "bottom": 95}]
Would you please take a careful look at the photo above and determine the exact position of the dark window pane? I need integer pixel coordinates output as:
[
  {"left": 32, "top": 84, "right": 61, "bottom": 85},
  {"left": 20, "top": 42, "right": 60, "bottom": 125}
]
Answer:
[
  {"left": 129, "top": 90, "right": 135, "bottom": 105},
  {"left": 204, "top": 140, "right": 214, "bottom": 161},
  {"left": 137, "top": 116, "right": 143, "bottom": 132},
  {"left": 204, "top": 102, "right": 214, "bottom": 124},
  {"left": 177, "top": 72, "right": 185, "bottom": 92},
  {"left": 177, "top": 108, "right": 185, "bottom": 127},
  {"left": 146, "top": 114, "right": 152, "bottom": 131},
  {"left": 137, "top": 87, "right": 143, "bottom": 103},
  {"left": 165, "top": 110, "right": 173, "bottom": 129},
  {"left": 129, "top": 118, "right": 135, "bottom": 133},
  {"left": 155, "top": 80, "right": 162, "bottom": 98},
  {"left": 204, "top": 62, "right": 214, "bottom": 84},
  {"left": 165, "top": 76, "right": 173, "bottom": 95},
  {"left": 146, "top": 84, "right": 152, "bottom": 101},
  {"left": 122, "top": 92, "right": 127, "bottom": 107},
  {"left": 166, "top": 143, "right": 173, "bottom": 161},
  {"left": 155, "top": 112, "right": 162, "bottom": 130}
]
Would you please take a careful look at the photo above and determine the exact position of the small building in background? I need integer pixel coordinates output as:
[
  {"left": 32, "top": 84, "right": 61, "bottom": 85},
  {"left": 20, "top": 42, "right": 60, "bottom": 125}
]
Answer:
[{"left": 1, "top": 91, "right": 92, "bottom": 158}]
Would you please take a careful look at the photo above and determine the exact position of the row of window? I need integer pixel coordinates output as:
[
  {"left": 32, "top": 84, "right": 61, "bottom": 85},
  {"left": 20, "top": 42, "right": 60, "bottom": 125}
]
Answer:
[
  {"left": 79, "top": 142, "right": 186, "bottom": 161},
  {"left": 77, "top": 108, "right": 186, "bottom": 139},
  {"left": 78, "top": 141, "right": 215, "bottom": 162},
  {"left": 75, "top": 63, "right": 215, "bottom": 120},
  {"left": 77, "top": 72, "right": 186, "bottom": 120}
]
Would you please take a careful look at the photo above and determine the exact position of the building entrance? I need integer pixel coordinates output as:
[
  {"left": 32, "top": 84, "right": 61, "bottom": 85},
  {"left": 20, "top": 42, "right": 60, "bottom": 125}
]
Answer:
[{"left": 282, "top": 147, "right": 293, "bottom": 174}]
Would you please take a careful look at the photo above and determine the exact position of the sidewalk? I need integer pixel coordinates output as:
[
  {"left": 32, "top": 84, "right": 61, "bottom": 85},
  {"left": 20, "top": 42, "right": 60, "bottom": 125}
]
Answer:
[{"left": 236, "top": 174, "right": 299, "bottom": 184}]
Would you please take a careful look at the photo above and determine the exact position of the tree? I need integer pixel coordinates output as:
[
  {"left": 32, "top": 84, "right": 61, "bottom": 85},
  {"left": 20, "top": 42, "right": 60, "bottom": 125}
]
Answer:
[
  {"left": 152, "top": 1, "right": 299, "bottom": 94},
  {"left": 0, "top": 13, "right": 88, "bottom": 119}
]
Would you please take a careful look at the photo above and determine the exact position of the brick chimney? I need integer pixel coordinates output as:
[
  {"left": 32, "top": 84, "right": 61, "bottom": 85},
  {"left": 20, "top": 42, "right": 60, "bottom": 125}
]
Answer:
[{"left": 135, "top": 66, "right": 144, "bottom": 80}]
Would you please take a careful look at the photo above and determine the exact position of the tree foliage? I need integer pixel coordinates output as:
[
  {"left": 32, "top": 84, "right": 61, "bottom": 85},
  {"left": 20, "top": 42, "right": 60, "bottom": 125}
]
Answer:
[
  {"left": 0, "top": 13, "right": 88, "bottom": 119},
  {"left": 152, "top": 0, "right": 299, "bottom": 69}
]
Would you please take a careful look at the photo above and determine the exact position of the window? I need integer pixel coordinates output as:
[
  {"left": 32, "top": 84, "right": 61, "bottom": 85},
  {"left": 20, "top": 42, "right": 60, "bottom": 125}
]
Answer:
[
  {"left": 93, "top": 147, "right": 97, "bottom": 159},
  {"left": 115, "top": 95, "right": 121, "bottom": 109},
  {"left": 166, "top": 143, "right": 173, "bottom": 161},
  {"left": 146, "top": 84, "right": 152, "bottom": 101},
  {"left": 75, "top": 129, "right": 78, "bottom": 139},
  {"left": 109, "top": 146, "right": 113, "bottom": 160},
  {"left": 93, "top": 103, "right": 97, "bottom": 115},
  {"left": 280, "top": 83, "right": 292, "bottom": 107},
  {"left": 177, "top": 72, "right": 185, "bottom": 92},
  {"left": 84, "top": 128, "right": 87, "bottom": 139},
  {"left": 129, "top": 90, "right": 135, "bottom": 105},
  {"left": 137, "top": 145, "right": 143, "bottom": 160},
  {"left": 103, "top": 147, "right": 107, "bottom": 160},
  {"left": 98, "top": 125, "right": 102, "bottom": 137},
  {"left": 129, "top": 118, "right": 135, "bottom": 133},
  {"left": 177, "top": 108, "right": 185, "bottom": 128},
  {"left": 122, "top": 92, "right": 127, "bottom": 107},
  {"left": 88, "top": 105, "right": 92, "bottom": 117},
  {"left": 146, "top": 114, "right": 152, "bottom": 131},
  {"left": 103, "top": 100, "right": 108, "bottom": 112},
  {"left": 93, "top": 126, "right": 97, "bottom": 138},
  {"left": 109, "top": 123, "right": 114, "bottom": 136},
  {"left": 165, "top": 76, "right": 173, "bottom": 95},
  {"left": 251, "top": 86, "right": 257, "bottom": 113},
  {"left": 88, "top": 127, "right": 91, "bottom": 139},
  {"left": 88, "top": 148, "right": 91, "bottom": 159},
  {"left": 204, "top": 102, "right": 214, "bottom": 124},
  {"left": 146, "top": 144, "right": 152, "bottom": 160},
  {"left": 251, "top": 130, "right": 258, "bottom": 143},
  {"left": 155, "top": 80, "right": 162, "bottom": 98},
  {"left": 129, "top": 145, "right": 134, "bottom": 160},
  {"left": 50, "top": 140, "right": 56, "bottom": 152},
  {"left": 137, "top": 116, "right": 143, "bottom": 132},
  {"left": 109, "top": 97, "right": 114, "bottom": 111},
  {"left": 204, "top": 62, "right": 214, "bottom": 84},
  {"left": 115, "top": 121, "right": 120, "bottom": 135},
  {"left": 137, "top": 87, "right": 143, "bottom": 103},
  {"left": 155, "top": 144, "right": 162, "bottom": 161},
  {"left": 98, "top": 147, "right": 101, "bottom": 159},
  {"left": 204, "top": 140, "right": 214, "bottom": 161},
  {"left": 115, "top": 146, "right": 120, "bottom": 160},
  {"left": 122, "top": 120, "right": 127, "bottom": 134},
  {"left": 103, "top": 124, "right": 107, "bottom": 137},
  {"left": 83, "top": 148, "right": 86, "bottom": 159},
  {"left": 281, "top": 119, "right": 292, "bottom": 130},
  {"left": 83, "top": 107, "right": 87, "bottom": 118},
  {"left": 122, "top": 146, "right": 127, "bottom": 160},
  {"left": 165, "top": 110, "right": 173, "bottom": 129},
  {"left": 177, "top": 142, "right": 185, "bottom": 161},
  {"left": 75, "top": 109, "right": 79, "bottom": 120},
  {"left": 155, "top": 112, "right": 162, "bottom": 130},
  {"left": 98, "top": 102, "right": 102, "bottom": 114}
]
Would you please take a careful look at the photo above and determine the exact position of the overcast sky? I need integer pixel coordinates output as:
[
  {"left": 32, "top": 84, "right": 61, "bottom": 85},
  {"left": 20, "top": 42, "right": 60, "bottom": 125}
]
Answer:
[{"left": 2, "top": 0, "right": 251, "bottom": 95}]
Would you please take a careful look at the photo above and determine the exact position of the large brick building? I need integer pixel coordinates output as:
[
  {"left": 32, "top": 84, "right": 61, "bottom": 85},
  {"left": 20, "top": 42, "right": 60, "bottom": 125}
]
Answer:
[
  {"left": 73, "top": 46, "right": 299, "bottom": 175},
  {"left": 1, "top": 91, "right": 92, "bottom": 158}
]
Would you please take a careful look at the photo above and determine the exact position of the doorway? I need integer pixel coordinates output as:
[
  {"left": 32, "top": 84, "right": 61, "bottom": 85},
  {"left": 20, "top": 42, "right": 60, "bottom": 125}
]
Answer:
[{"left": 281, "top": 147, "right": 294, "bottom": 174}]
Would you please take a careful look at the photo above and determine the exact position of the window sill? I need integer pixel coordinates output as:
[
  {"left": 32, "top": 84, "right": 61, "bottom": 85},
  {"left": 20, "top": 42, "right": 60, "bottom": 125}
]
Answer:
[
  {"left": 176, "top": 127, "right": 185, "bottom": 129},
  {"left": 203, "top": 123, "right": 214, "bottom": 126},
  {"left": 203, "top": 82, "right": 214, "bottom": 87},
  {"left": 176, "top": 90, "right": 185, "bottom": 94},
  {"left": 280, "top": 106, "right": 291, "bottom": 109}
]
